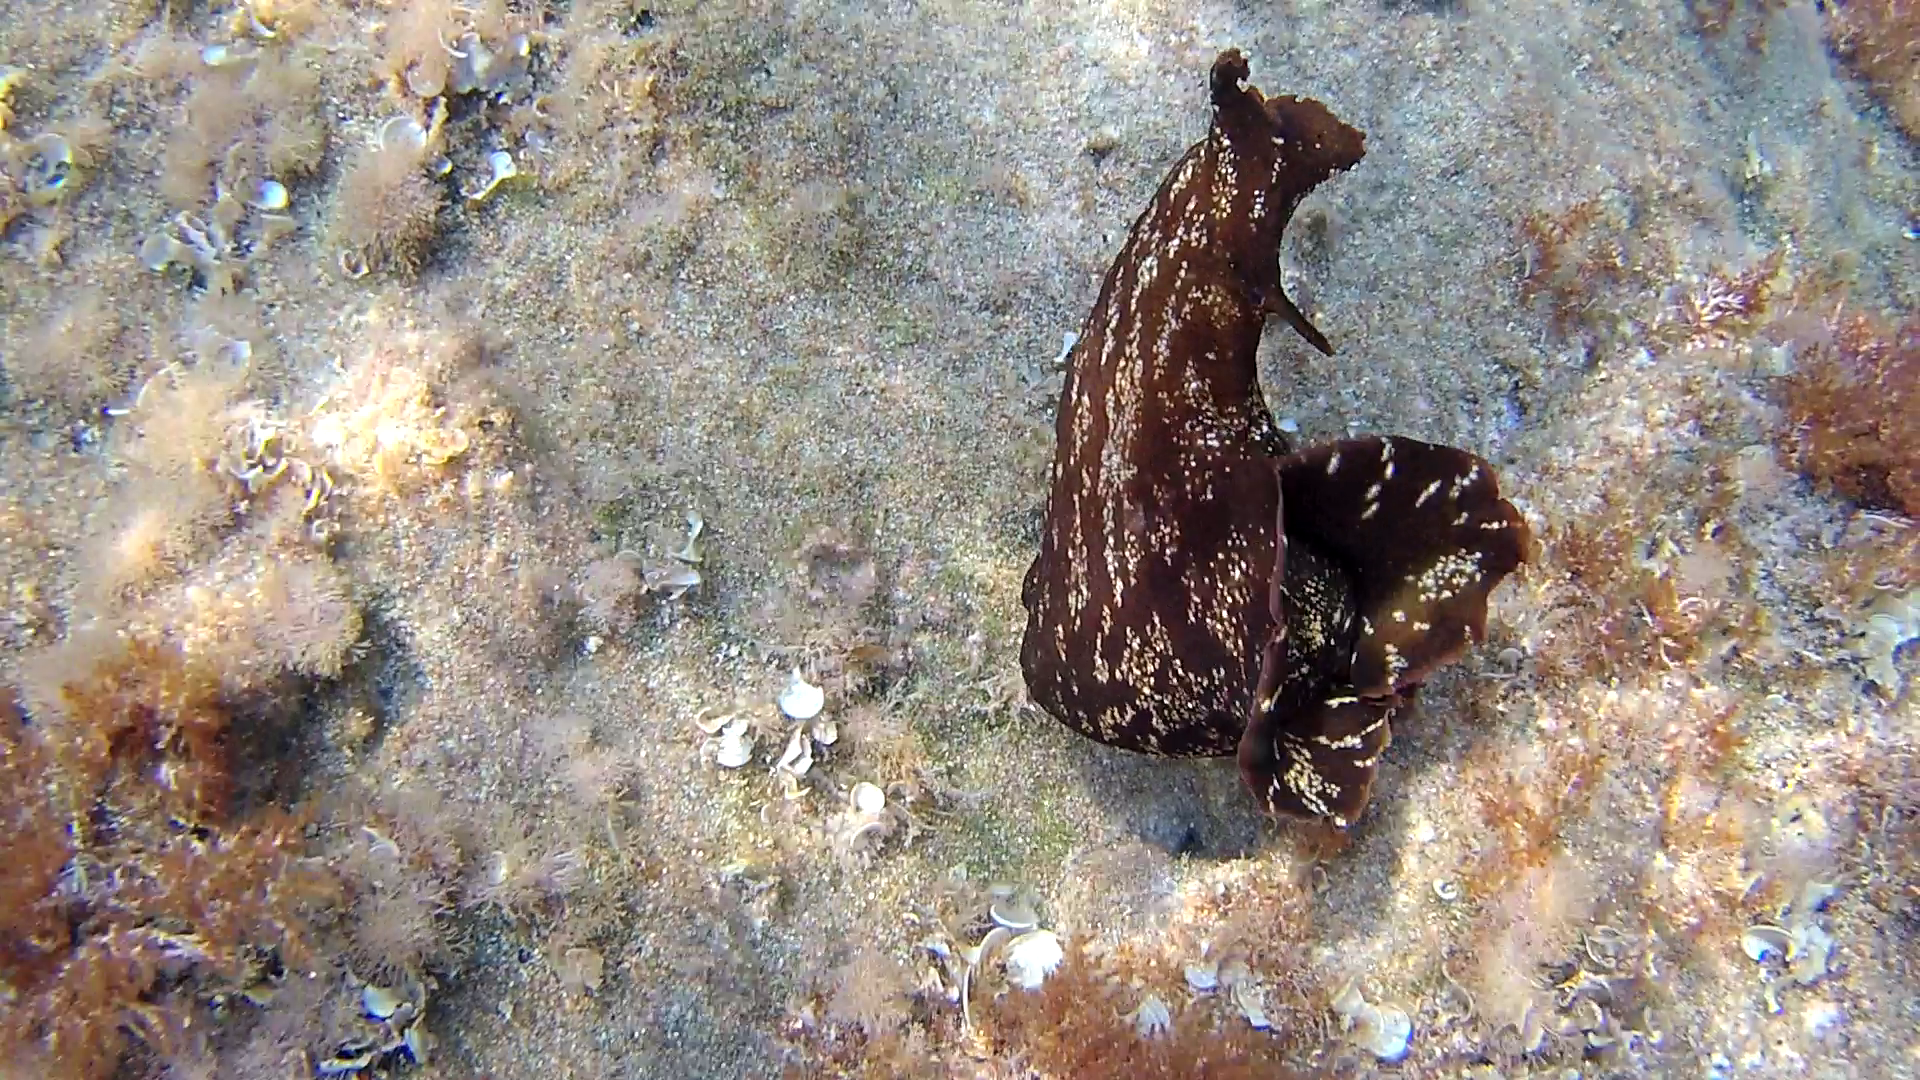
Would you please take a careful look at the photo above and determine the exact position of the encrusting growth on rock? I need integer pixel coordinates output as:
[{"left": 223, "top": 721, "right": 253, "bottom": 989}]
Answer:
[{"left": 1020, "top": 49, "right": 1528, "bottom": 827}]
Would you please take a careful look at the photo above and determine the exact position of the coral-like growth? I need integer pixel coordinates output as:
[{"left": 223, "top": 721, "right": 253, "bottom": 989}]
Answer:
[
  {"left": 28, "top": 629, "right": 236, "bottom": 820},
  {"left": 1780, "top": 307, "right": 1920, "bottom": 516},
  {"left": 0, "top": 687, "right": 70, "bottom": 996},
  {"left": 329, "top": 124, "right": 441, "bottom": 277},
  {"left": 1660, "top": 251, "right": 1787, "bottom": 353},
  {"left": 251, "top": 557, "right": 362, "bottom": 678},
  {"left": 983, "top": 948, "right": 1307, "bottom": 1079},
  {"left": 2, "top": 632, "right": 341, "bottom": 1080},
  {"left": 1519, "top": 197, "right": 1630, "bottom": 341},
  {"left": 1826, "top": 0, "right": 1920, "bottom": 139},
  {"left": 825, "top": 947, "right": 912, "bottom": 1038},
  {"left": 307, "top": 334, "right": 477, "bottom": 499},
  {"left": 7, "top": 288, "right": 127, "bottom": 412},
  {"left": 160, "top": 50, "right": 327, "bottom": 209}
]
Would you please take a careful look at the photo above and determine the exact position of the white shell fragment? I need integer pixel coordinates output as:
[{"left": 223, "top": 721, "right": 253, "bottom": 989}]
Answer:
[
  {"left": 362, "top": 983, "right": 405, "bottom": 1020},
  {"left": 1789, "top": 922, "right": 1834, "bottom": 986},
  {"left": 1232, "top": 980, "right": 1273, "bottom": 1030},
  {"left": 851, "top": 781, "right": 886, "bottom": 815},
  {"left": 1853, "top": 589, "right": 1918, "bottom": 694},
  {"left": 1002, "top": 929, "right": 1063, "bottom": 990},
  {"left": 775, "top": 723, "right": 813, "bottom": 777},
  {"left": 674, "top": 512, "right": 705, "bottom": 563},
  {"left": 1184, "top": 959, "right": 1220, "bottom": 993},
  {"left": 446, "top": 31, "right": 532, "bottom": 96},
  {"left": 695, "top": 710, "right": 735, "bottom": 736},
  {"left": 710, "top": 715, "right": 753, "bottom": 769},
  {"left": 1742, "top": 924, "right": 1792, "bottom": 964},
  {"left": 140, "top": 232, "right": 185, "bottom": 272},
  {"left": 779, "top": 670, "right": 825, "bottom": 721},
  {"left": 639, "top": 558, "right": 700, "bottom": 598},
  {"left": 402, "top": 1023, "right": 431, "bottom": 1064},
  {"left": 989, "top": 896, "right": 1039, "bottom": 933},
  {"left": 23, "top": 133, "right": 74, "bottom": 205},
  {"left": 956, "top": 925, "right": 1009, "bottom": 1032},
  {"left": 1332, "top": 980, "right": 1412, "bottom": 1063},
  {"left": 810, "top": 715, "right": 839, "bottom": 746},
  {"left": 1132, "top": 993, "right": 1173, "bottom": 1039},
  {"left": 1051, "top": 331, "right": 1079, "bottom": 367},
  {"left": 201, "top": 42, "right": 259, "bottom": 69},
  {"left": 463, "top": 149, "right": 519, "bottom": 203}
]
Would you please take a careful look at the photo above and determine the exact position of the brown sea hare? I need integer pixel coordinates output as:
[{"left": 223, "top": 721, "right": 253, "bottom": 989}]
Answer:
[{"left": 1020, "top": 49, "right": 1528, "bottom": 827}]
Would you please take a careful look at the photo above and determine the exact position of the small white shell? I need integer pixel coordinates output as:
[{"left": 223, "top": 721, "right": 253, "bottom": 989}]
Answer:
[
  {"left": 1051, "top": 331, "right": 1078, "bottom": 367},
  {"left": 406, "top": 64, "right": 446, "bottom": 98},
  {"left": 713, "top": 735, "right": 753, "bottom": 769},
  {"left": 1232, "top": 980, "right": 1272, "bottom": 1030},
  {"left": 1331, "top": 980, "right": 1412, "bottom": 1061},
  {"left": 1789, "top": 923, "right": 1834, "bottom": 985},
  {"left": 463, "top": 149, "right": 520, "bottom": 202},
  {"left": 1330, "top": 980, "right": 1367, "bottom": 1018},
  {"left": 140, "top": 233, "right": 184, "bottom": 272},
  {"left": 23, "top": 133, "right": 74, "bottom": 205},
  {"left": 1002, "top": 929, "right": 1063, "bottom": 990},
  {"left": 376, "top": 115, "right": 428, "bottom": 154},
  {"left": 1432, "top": 879, "right": 1461, "bottom": 902},
  {"left": 989, "top": 897, "right": 1039, "bottom": 932},
  {"left": 401, "top": 1021, "right": 430, "bottom": 1064},
  {"left": 641, "top": 559, "right": 700, "bottom": 598},
  {"left": 779, "top": 670, "right": 825, "bottom": 720},
  {"left": 712, "top": 715, "right": 753, "bottom": 769},
  {"left": 1183, "top": 960, "right": 1220, "bottom": 993},
  {"left": 362, "top": 983, "right": 405, "bottom": 1020},
  {"left": 810, "top": 715, "right": 839, "bottom": 746},
  {"left": 850, "top": 781, "right": 885, "bottom": 814},
  {"left": 249, "top": 178, "right": 289, "bottom": 211},
  {"left": 1352, "top": 1004, "right": 1412, "bottom": 1061},
  {"left": 1132, "top": 994, "right": 1172, "bottom": 1039},
  {"left": 201, "top": 43, "right": 258, "bottom": 68},
  {"left": 674, "top": 511, "right": 705, "bottom": 563},
  {"left": 1741, "top": 924, "right": 1792, "bottom": 964},
  {"left": 362, "top": 826, "right": 401, "bottom": 860},
  {"left": 242, "top": 4, "right": 279, "bottom": 39}
]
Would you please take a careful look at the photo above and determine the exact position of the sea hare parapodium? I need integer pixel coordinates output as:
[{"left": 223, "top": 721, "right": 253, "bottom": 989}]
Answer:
[{"left": 1019, "top": 49, "right": 1529, "bottom": 827}]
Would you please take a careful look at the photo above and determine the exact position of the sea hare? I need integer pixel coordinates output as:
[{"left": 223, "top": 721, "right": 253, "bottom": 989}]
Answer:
[{"left": 1020, "top": 49, "right": 1528, "bottom": 827}]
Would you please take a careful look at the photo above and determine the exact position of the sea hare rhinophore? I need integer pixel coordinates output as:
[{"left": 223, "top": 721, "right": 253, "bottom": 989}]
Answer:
[{"left": 1019, "top": 49, "right": 1529, "bottom": 827}]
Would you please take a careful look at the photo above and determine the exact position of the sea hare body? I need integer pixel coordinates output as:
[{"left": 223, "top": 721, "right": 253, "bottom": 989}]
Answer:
[{"left": 1019, "top": 50, "right": 1528, "bottom": 827}]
